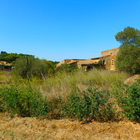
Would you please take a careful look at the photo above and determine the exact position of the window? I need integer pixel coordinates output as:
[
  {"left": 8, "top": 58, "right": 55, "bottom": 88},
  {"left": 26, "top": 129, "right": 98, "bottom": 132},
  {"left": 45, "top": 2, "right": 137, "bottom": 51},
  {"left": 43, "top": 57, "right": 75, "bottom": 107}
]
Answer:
[{"left": 111, "top": 59, "right": 114, "bottom": 65}]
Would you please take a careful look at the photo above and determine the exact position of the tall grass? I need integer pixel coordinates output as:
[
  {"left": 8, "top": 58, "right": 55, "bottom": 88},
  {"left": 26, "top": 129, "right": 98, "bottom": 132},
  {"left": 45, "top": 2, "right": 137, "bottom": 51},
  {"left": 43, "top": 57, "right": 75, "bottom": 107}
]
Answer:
[
  {"left": 0, "top": 71, "right": 11, "bottom": 84},
  {"left": 30, "top": 69, "right": 129, "bottom": 100}
]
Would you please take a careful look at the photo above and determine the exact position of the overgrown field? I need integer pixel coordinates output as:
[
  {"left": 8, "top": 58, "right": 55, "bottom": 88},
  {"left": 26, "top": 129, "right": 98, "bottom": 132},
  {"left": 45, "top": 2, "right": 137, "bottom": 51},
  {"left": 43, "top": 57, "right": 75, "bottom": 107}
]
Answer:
[
  {"left": 0, "top": 69, "right": 138, "bottom": 121},
  {"left": 0, "top": 69, "right": 140, "bottom": 139}
]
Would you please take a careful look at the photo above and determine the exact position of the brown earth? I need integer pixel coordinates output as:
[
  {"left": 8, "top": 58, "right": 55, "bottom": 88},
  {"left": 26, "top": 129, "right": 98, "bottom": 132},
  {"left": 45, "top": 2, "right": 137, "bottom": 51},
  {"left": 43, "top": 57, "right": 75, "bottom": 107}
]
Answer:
[
  {"left": 0, "top": 115, "right": 140, "bottom": 140},
  {"left": 124, "top": 74, "right": 140, "bottom": 85}
]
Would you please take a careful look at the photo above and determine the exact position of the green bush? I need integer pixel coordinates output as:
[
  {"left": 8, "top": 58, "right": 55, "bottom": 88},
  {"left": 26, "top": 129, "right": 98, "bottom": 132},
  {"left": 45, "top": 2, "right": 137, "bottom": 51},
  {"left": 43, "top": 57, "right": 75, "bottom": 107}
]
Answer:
[
  {"left": 0, "top": 86, "right": 48, "bottom": 117},
  {"left": 56, "top": 64, "right": 78, "bottom": 73},
  {"left": 13, "top": 56, "right": 56, "bottom": 79},
  {"left": 113, "top": 79, "right": 140, "bottom": 122},
  {"left": 63, "top": 88, "right": 115, "bottom": 121}
]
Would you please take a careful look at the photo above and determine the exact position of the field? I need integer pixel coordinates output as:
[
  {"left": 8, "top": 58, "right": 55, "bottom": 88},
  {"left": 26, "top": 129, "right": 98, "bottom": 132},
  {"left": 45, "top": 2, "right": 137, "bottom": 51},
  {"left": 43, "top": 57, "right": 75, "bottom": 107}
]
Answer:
[
  {"left": 0, "top": 115, "right": 140, "bottom": 140},
  {"left": 0, "top": 70, "right": 140, "bottom": 140}
]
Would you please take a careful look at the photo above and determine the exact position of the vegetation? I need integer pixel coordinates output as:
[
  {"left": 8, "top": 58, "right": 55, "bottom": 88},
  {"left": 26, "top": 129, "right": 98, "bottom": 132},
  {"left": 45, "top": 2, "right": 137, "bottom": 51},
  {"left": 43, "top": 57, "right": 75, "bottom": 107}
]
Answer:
[
  {"left": 113, "top": 79, "right": 140, "bottom": 122},
  {"left": 63, "top": 88, "right": 115, "bottom": 121},
  {"left": 13, "top": 55, "right": 56, "bottom": 79},
  {"left": 0, "top": 62, "right": 139, "bottom": 122},
  {"left": 56, "top": 64, "right": 78, "bottom": 73},
  {"left": 0, "top": 86, "right": 48, "bottom": 117},
  {"left": 115, "top": 27, "right": 140, "bottom": 74},
  {"left": 0, "top": 69, "right": 130, "bottom": 120},
  {"left": 0, "top": 51, "right": 31, "bottom": 63}
]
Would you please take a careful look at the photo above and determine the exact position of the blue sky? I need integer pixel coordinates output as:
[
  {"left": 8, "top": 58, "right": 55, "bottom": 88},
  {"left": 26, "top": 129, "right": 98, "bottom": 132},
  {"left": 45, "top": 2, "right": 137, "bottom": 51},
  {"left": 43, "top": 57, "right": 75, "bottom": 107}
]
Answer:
[{"left": 0, "top": 0, "right": 140, "bottom": 61}]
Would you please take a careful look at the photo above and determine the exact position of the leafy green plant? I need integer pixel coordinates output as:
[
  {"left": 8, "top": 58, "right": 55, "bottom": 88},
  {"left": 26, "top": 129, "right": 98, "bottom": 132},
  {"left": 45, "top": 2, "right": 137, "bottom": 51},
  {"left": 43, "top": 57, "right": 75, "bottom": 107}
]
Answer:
[
  {"left": 113, "top": 79, "right": 140, "bottom": 122},
  {"left": 56, "top": 64, "right": 78, "bottom": 73},
  {"left": 0, "top": 86, "right": 48, "bottom": 117},
  {"left": 63, "top": 88, "right": 116, "bottom": 121}
]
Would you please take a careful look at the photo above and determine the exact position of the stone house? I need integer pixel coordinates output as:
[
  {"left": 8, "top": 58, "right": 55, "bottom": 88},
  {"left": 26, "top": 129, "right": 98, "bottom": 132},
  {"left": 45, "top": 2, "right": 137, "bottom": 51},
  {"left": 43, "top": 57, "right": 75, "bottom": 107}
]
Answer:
[
  {"left": 101, "top": 48, "right": 119, "bottom": 71},
  {"left": 57, "top": 48, "right": 119, "bottom": 71}
]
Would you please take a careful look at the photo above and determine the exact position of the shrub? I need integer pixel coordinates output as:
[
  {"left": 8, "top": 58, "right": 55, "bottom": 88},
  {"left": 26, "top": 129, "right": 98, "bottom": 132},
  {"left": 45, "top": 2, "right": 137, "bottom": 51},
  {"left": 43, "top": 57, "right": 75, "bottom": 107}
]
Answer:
[
  {"left": 56, "top": 64, "right": 78, "bottom": 73},
  {"left": 63, "top": 88, "right": 116, "bottom": 121},
  {"left": 113, "top": 79, "right": 140, "bottom": 122},
  {"left": 47, "top": 96, "right": 64, "bottom": 119},
  {"left": 0, "top": 86, "right": 48, "bottom": 117},
  {"left": 13, "top": 56, "right": 56, "bottom": 79}
]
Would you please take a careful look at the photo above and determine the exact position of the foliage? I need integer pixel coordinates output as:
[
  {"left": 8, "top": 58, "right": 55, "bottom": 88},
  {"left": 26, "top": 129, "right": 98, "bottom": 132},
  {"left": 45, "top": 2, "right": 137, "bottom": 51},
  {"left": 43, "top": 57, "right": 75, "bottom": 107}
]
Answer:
[
  {"left": 0, "top": 69, "right": 130, "bottom": 122},
  {"left": 56, "top": 64, "right": 78, "bottom": 73},
  {"left": 115, "top": 27, "right": 140, "bottom": 46},
  {"left": 116, "top": 45, "right": 140, "bottom": 74},
  {"left": 0, "top": 51, "right": 31, "bottom": 63},
  {"left": 0, "top": 86, "right": 48, "bottom": 117},
  {"left": 113, "top": 79, "right": 140, "bottom": 122},
  {"left": 13, "top": 56, "right": 56, "bottom": 79},
  {"left": 62, "top": 88, "right": 116, "bottom": 121},
  {"left": 115, "top": 27, "right": 140, "bottom": 74},
  {"left": 13, "top": 55, "right": 35, "bottom": 79}
]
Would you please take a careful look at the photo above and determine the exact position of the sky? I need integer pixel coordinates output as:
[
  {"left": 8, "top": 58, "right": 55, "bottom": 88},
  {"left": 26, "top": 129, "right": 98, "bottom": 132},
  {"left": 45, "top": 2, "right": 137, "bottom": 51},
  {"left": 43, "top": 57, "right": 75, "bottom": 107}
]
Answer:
[{"left": 0, "top": 0, "right": 140, "bottom": 61}]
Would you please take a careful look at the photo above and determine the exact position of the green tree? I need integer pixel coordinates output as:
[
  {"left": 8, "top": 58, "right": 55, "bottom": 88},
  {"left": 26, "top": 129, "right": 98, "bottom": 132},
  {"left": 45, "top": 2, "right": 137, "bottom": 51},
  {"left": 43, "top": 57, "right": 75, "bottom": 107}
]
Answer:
[
  {"left": 13, "top": 56, "right": 56, "bottom": 79},
  {"left": 13, "top": 55, "right": 35, "bottom": 79},
  {"left": 115, "top": 27, "right": 140, "bottom": 74}
]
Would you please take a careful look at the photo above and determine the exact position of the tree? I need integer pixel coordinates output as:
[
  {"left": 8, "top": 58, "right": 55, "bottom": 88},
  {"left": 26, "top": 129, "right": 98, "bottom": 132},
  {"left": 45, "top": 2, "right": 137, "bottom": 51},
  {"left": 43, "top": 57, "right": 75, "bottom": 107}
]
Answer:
[
  {"left": 13, "top": 56, "right": 56, "bottom": 79},
  {"left": 115, "top": 27, "right": 140, "bottom": 74},
  {"left": 13, "top": 55, "right": 35, "bottom": 79}
]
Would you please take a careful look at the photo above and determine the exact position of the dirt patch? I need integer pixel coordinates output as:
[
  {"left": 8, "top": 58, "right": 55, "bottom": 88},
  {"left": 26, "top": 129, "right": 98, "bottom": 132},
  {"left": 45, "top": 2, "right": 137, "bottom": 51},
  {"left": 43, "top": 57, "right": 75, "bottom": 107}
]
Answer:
[
  {"left": 0, "top": 115, "right": 140, "bottom": 140},
  {"left": 124, "top": 74, "right": 140, "bottom": 85}
]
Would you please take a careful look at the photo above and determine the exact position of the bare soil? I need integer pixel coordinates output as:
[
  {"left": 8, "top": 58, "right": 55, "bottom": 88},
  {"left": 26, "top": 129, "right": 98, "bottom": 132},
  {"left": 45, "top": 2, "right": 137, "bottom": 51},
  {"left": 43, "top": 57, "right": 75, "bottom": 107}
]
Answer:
[{"left": 0, "top": 115, "right": 140, "bottom": 140}]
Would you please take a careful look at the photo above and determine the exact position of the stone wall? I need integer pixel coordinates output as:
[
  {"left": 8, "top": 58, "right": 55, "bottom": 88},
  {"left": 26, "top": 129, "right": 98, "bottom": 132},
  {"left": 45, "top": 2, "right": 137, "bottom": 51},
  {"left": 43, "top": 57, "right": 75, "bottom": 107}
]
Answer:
[{"left": 101, "top": 48, "right": 119, "bottom": 71}]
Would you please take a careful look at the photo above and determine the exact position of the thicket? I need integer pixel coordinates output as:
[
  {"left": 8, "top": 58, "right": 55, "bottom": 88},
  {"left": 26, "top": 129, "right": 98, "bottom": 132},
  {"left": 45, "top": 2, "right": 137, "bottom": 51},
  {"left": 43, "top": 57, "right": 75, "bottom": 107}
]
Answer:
[
  {"left": 56, "top": 64, "right": 78, "bottom": 73},
  {"left": 113, "top": 79, "right": 140, "bottom": 122},
  {"left": 0, "top": 75, "right": 139, "bottom": 122},
  {"left": 62, "top": 88, "right": 116, "bottom": 121},
  {"left": 13, "top": 56, "right": 56, "bottom": 79},
  {"left": 0, "top": 86, "right": 48, "bottom": 117}
]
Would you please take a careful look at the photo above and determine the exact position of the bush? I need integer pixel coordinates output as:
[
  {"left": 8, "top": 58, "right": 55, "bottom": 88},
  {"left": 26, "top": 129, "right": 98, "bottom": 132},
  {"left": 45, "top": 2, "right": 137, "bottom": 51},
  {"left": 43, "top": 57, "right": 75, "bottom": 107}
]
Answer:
[
  {"left": 63, "top": 88, "right": 116, "bottom": 121},
  {"left": 56, "top": 64, "right": 78, "bottom": 73},
  {"left": 0, "top": 86, "right": 48, "bottom": 117},
  {"left": 13, "top": 56, "right": 56, "bottom": 79},
  {"left": 113, "top": 79, "right": 140, "bottom": 122}
]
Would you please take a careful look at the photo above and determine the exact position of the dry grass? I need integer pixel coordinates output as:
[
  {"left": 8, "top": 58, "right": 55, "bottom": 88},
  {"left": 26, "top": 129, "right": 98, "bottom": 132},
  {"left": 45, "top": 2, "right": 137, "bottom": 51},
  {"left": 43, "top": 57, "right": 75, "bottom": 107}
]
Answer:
[
  {"left": 32, "top": 69, "right": 129, "bottom": 100},
  {"left": 0, "top": 114, "right": 139, "bottom": 140},
  {"left": 0, "top": 71, "right": 11, "bottom": 84},
  {"left": 0, "top": 70, "right": 129, "bottom": 98}
]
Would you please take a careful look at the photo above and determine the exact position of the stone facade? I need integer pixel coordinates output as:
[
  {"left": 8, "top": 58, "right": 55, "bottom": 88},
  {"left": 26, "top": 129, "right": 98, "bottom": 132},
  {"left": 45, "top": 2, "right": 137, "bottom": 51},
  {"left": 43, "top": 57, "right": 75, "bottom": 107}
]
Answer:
[
  {"left": 101, "top": 48, "right": 119, "bottom": 71},
  {"left": 57, "top": 48, "right": 119, "bottom": 71}
]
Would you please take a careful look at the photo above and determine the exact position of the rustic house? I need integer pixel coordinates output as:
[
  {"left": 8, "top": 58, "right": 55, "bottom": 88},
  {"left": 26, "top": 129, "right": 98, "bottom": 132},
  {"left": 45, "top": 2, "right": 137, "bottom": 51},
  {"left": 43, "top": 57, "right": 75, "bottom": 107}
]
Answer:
[{"left": 57, "top": 48, "right": 119, "bottom": 71}]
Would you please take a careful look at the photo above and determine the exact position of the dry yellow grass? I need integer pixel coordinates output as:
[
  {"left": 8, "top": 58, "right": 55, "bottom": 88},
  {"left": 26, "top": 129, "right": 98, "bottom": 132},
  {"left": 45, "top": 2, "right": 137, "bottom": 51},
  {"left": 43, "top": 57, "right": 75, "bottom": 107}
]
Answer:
[
  {"left": 32, "top": 70, "right": 129, "bottom": 100},
  {"left": 0, "top": 114, "right": 139, "bottom": 140}
]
